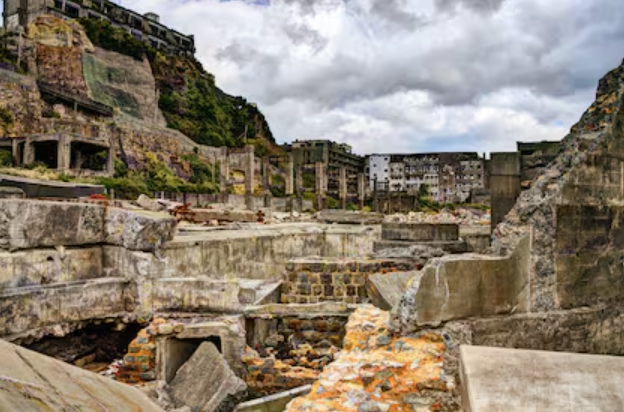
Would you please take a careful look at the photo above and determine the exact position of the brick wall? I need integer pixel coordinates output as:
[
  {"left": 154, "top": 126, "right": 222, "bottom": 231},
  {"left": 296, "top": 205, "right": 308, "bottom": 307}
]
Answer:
[{"left": 281, "top": 258, "right": 418, "bottom": 304}]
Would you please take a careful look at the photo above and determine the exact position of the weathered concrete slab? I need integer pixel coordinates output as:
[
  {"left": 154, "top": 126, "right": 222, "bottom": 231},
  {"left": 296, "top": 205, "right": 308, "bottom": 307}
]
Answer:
[
  {"left": 180, "top": 208, "right": 257, "bottom": 223},
  {"left": 366, "top": 271, "right": 416, "bottom": 310},
  {"left": 0, "top": 338, "right": 164, "bottom": 411},
  {"left": 0, "top": 246, "right": 103, "bottom": 289},
  {"left": 382, "top": 222, "right": 459, "bottom": 241},
  {"left": 460, "top": 345, "right": 624, "bottom": 412},
  {"left": 0, "top": 278, "right": 131, "bottom": 337},
  {"left": 137, "top": 194, "right": 166, "bottom": 212},
  {"left": 0, "top": 199, "right": 105, "bottom": 251},
  {"left": 0, "top": 199, "right": 176, "bottom": 252},
  {"left": 315, "top": 210, "right": 384, "bottom": 225},
  {"left": 170, "top": 341, "right": 247, "bottom": 412}
]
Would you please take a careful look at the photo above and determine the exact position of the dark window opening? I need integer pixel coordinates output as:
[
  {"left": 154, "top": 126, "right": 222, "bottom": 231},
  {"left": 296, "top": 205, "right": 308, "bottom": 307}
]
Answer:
[
  {"left": 53, "top": 0, "right": 63, "bottom": 10},
  {"left": 70, "top": 142, "right": 108, "bottom": 171},
  {"left": 0, "top": 146, "right": 13, "bottom": 166},
  {"left": 33, "top": 141, "right": 58, "bottom": 169},
  {"left": 65, "top": 4, "right": 80, "bottom": 18}
]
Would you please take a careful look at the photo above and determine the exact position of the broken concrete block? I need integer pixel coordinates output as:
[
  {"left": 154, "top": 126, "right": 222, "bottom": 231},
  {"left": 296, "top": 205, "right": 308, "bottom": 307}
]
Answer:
[
  {"left": 366, "top": 271, "right": 418, "bottom": 311},
  {"left": 137, "top": 194, "right": 166, "bottom": 212},
  {"left": 105, "top": 207, "right": 177, "bottom": 252},
  {"left": 0, "top": 199, "right": 105, "bottom": 251},
  {"left": 170, "top": 342, "right": 247, "bottom": 412}
]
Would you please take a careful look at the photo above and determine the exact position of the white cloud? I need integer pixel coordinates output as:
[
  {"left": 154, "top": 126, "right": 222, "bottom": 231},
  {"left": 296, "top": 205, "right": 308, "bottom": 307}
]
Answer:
[{"left": 128, "top": 0, "right": 624, "bottom": 154}]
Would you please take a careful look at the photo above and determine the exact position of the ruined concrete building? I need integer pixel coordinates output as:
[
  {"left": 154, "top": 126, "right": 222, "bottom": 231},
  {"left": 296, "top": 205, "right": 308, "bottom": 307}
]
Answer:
[{"left": 3, "top": 0, "right": 195, "bottom": 54}]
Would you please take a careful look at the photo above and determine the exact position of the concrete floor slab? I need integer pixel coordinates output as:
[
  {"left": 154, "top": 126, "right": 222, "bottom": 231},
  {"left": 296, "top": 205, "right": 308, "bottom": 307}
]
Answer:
[{"left": 460, "top": 345, "right": 624, "bottom": 412}]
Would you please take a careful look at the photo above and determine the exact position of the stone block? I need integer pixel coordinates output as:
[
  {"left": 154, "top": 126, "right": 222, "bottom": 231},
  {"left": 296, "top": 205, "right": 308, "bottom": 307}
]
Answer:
[
  {"left": 315, "top": 210, "right": 384, "bottom": 225},
  {"left": 366, "top": 271, "right": 417, "bottom": 311},
  {"left": 170, "top": 342, "right": 247, "bottom": 412}
]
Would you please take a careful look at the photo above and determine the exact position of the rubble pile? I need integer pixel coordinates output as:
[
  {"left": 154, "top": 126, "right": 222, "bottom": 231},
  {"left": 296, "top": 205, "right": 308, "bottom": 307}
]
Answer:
[
  {"left": 384, "top": 208, "right": 490, "bottom": 226},
  {"left": 285, "top": 306, "right": 459, "bottom": 412}
]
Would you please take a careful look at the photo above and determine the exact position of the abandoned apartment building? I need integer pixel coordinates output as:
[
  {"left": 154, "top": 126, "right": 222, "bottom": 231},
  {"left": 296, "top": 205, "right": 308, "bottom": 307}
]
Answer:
[{"left": 3, "top": 0, "right": 195, "bottom": 55}]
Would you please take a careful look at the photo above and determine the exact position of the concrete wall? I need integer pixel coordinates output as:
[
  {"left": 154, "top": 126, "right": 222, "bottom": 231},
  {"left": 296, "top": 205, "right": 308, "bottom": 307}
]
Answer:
[
  {"left": 489, "top": 152, "right": 521, "bottom": 231},
  {"left": 382, "top": 222, "right": 459, "bottom": 242}
]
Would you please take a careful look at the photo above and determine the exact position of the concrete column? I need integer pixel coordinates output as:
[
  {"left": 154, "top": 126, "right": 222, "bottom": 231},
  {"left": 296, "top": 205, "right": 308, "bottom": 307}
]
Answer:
[
  {"left": 296, "top": 166, "right": 303, "bottom": 212},
  {"left": 245, "top": 145, "right": 255, "bottom": 210},
  {"left": 285, "top": 155, "right": 294, "bottom": 196},
  {"left": 219, "top": 148, "right": 229, "bottom": 203},
  {"left": 358, "top": 173, "right": 365, "bottom": 210},
  {"left": 106, "top": 146, "right": 115, "bottom": 176},
  {"left": 339, "top": 167, "right": 347, "bottom": 210},
  {"left": 315, "top": 162, "right": 326, "bottom": 210},
  {"left": 11, "top": 139, "right": 19, "bottom": 166},
  {"left": 57, "top": 135, "right": 71, "bottom": 172},
  {"left": 262, "top": 157, "right": 270, "bottom": 195}
]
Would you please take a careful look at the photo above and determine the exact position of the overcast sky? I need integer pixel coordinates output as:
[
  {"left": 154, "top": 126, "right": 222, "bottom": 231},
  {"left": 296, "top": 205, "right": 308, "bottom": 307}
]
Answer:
[{"left": 12, "top": 0, "right": 624, "bottom": 154}]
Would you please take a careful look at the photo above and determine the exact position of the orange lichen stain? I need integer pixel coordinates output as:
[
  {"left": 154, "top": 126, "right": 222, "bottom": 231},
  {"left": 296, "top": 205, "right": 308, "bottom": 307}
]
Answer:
[{"left": 285, "top": 306, "right": 451, "bottom": 412}]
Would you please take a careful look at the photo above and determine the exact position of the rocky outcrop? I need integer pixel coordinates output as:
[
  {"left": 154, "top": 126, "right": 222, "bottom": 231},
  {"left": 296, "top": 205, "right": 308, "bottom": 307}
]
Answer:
[{"left": 491, "top": 58, "right": 624, "bottom": 312}]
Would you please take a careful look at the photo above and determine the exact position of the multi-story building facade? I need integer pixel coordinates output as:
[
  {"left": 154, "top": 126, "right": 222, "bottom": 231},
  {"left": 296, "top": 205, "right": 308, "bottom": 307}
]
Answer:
[
  {"left": 285, "top": 140, "right": 364, "bottom": 199},
  {"left": 3, "top": 0, "right": 195, "bottom": 55},
  {"left": 366, "top": 152, "right": 486, "bottom": 203}
]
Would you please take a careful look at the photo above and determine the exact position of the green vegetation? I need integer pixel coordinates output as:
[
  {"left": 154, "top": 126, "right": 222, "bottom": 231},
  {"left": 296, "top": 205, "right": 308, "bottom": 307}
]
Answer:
[
  {"left": 0, "top": 106, "right": 14, "bottom": 127},
  {"left": 0, "top": 150, "right": 13, "bottom": 167},
  {"left": 96, "top": 154, "right": 219, "bottom": 199}
]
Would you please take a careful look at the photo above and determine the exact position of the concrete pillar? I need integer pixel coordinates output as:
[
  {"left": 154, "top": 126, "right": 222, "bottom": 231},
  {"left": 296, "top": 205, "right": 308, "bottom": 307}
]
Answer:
[
  {"left": 296, "top": 166, "right": 303, "bottom": 212},
  {"left": 315, "top": 162, "right": 326, "bottom": 210},
  {"left": 339, "top": 167, "right": 347, "bottom": 210},
  {"left": 358, "top": 173, "right": 365, "bottom": 210},
  {"left": 106, "top": 146, "right": 114, "bottom": 176},
  {"left": 262, "top": 157, "right": 270, "bottom": 195},
  {"left": 245, "top": 145, "right": 255, "bottom": 210},
  {"left": 219, "top": 148, "right": 229, "bottom": 203},
  {"left": 490, "top": 152, "right": 522, "bottom": 232},
  {"left": 57, "top": 135, "right": 71, "bottom": 171},
  {"left": 285, "top": 155, "right": 294, "bottom": 196}
]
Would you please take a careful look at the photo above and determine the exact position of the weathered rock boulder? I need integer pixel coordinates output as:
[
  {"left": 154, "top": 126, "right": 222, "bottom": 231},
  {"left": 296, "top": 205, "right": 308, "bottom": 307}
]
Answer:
[
  {"left": 137, "top": 194, "right": 166, "bottom": 212},
  {"left": 169, "top": 342, "right": 247, "bottom": 412}
]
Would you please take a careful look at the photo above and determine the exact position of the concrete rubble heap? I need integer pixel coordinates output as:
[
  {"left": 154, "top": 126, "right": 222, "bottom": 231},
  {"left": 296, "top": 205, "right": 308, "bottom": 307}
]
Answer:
[{"left": 284, "top": 306, "right": 459, "bottom": 412}]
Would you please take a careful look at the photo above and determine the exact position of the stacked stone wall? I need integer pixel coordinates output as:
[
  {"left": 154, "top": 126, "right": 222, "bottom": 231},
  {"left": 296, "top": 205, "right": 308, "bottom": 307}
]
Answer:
[{"left": 281, "top": 258, "right": 417, "bottom": 304}]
